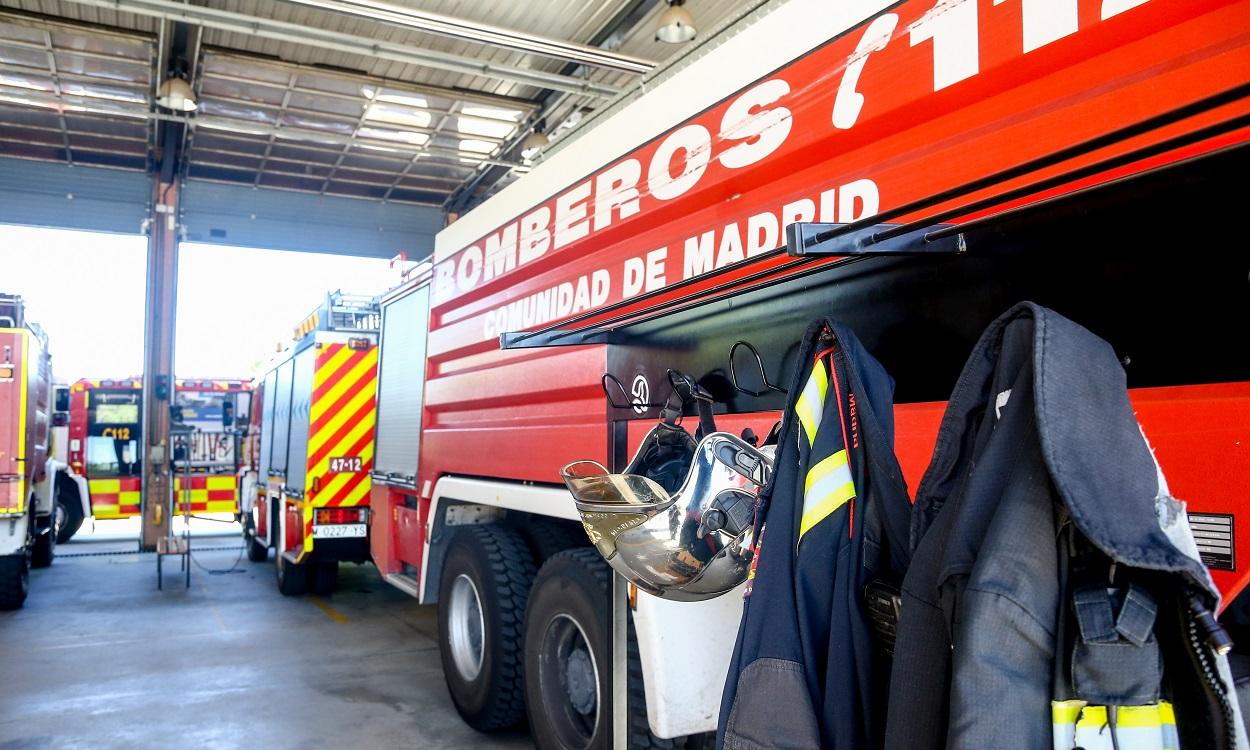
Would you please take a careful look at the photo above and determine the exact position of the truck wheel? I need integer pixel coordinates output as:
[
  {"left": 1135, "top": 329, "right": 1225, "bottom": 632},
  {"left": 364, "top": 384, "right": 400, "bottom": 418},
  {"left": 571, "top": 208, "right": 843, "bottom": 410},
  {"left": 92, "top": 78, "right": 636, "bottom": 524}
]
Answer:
[
  {"left": 55, "top": 476, "right": 84, "bottom": 544},
  {"left": 521, "top": 516, "right": 590, "bottom": 564},
  {"left": 31, "top": 527, "right": 54, "bottom": 569},
  {"left": 438, "top": 523, "right": 536, "bottom": 732},
  {"left": 524, "top": 548, "right": 679, "bottom": 750},
  {"left": 312, "top": 561, "right": 338, "bottom": 595},
  {"left": 276, "top": 553, "right": 309, "bottom": 596},
  {"left": 247, "top": 534, "right": 269, "bottom": 562},
  {"left": 244, "top": 517, "right": 268, "bottom": 562},
  {"left": 0, "top": 555, "right": 29, "bottom": 610}
]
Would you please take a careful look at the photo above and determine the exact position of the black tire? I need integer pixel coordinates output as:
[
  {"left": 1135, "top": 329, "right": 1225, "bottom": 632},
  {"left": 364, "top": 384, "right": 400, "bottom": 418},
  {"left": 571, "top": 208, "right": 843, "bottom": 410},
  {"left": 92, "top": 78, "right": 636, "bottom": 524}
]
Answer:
[
  {"left": 521, "top": 516, "right": 591, "bottom": 564},
  {"left": 247, "top": 533, "right": 269, "bottom": 563},
  {"left": 276, "top": 553, "right": 309, "bottom": 596},
  {"left": 312, "top": 561, "right": 338, "bottom": 595},
  {"left": 437, "top": 523, "right": 536, "bottom": 732},
  {"left": 244, "top": 516, "right": 269, "bottom": 562},
  {"left": 0, "top": 555, "right": 29, "bottom": 610},
  {"left": 524, "top": 547, "right": 679, "bottom": 750},
  {"left": 55, "top": 476, "right": 84, "bottom": 544},
  {"left": 31, "top": 526, "right": 54, "bottom": 569}
]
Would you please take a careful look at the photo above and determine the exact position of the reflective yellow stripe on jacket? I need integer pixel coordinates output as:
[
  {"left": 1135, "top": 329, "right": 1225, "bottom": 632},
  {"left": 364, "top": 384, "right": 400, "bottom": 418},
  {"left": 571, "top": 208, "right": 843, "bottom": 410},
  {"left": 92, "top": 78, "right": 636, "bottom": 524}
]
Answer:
[
  {"left": 795, "top": 356, "right": 856, "bottom": 540},
  {"left": 1052, "top": 700, "right": 1179, "bottom": 750}
]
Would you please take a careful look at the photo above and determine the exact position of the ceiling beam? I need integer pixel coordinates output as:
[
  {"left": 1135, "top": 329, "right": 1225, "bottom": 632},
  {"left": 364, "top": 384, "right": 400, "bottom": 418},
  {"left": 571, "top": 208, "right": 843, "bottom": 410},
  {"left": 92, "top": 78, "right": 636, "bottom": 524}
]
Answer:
[
  {"left": 58, "top": 0, "right": 624, "bottom": 98},
  {"left": 276, "top": 0, "right": 655, "bottom": 74}
]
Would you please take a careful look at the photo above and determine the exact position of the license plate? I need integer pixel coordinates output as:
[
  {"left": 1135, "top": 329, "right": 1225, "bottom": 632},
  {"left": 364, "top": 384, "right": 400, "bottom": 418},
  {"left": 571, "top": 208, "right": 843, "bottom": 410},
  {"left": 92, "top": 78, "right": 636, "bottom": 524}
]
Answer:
[
  {"left": 328, "top": 456, "right": 363, "bottom": 473},
  {"left": 312, "top": 523, "right": 366, "bottom": 539}
]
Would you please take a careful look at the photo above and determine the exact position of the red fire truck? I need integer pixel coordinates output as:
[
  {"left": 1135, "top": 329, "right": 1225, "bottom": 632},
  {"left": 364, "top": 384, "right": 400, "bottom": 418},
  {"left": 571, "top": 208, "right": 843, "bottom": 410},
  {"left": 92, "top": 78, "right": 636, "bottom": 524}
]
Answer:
[
  {"left": 364, "top": 0, "right": 1250, "bottom": 745},
  {"left": 0, "top": 294, "right": 63, "bottom": 608},
  {"left": 241, "top": 291, "right": 380, "bottom": 596},
  {"left": 58, "top": 377, "right": 251, "bottom": 540}
]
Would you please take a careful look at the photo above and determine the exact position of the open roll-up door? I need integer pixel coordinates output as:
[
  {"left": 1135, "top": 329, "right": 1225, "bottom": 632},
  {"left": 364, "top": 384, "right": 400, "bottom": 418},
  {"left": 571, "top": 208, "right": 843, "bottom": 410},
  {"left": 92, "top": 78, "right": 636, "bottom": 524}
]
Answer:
[
  {"left": 0, "top": 157, "right": 149, "bottom": 236},
  {"left": 179, "top": 180, "right": 443, "bottom": 260}
]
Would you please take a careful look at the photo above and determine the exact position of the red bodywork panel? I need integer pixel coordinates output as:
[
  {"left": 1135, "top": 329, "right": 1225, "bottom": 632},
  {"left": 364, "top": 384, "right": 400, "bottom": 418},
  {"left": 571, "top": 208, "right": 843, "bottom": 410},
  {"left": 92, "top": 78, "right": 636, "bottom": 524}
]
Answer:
[
  {"left": 371, "top": 0, "right": 1250, "bottom": 602},
  {"left": 0, "top": 329, "right": 49, "bottom": 514},
  {"left": 285, "top": 500, "right": 303, "bottom": 554},
  {"left": 0, "top": 330, "right": 24, "bottom": 513}
]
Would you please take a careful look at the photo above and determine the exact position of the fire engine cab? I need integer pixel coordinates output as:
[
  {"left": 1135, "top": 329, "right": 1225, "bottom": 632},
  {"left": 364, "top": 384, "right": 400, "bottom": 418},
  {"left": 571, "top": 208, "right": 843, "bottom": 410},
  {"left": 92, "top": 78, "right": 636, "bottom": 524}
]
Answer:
[
  {"left": 58, "top": 377, "right": 251, "bottom": 541},
  {"left": 360, "top": 0, "right": 1250, "bottom": 746}
]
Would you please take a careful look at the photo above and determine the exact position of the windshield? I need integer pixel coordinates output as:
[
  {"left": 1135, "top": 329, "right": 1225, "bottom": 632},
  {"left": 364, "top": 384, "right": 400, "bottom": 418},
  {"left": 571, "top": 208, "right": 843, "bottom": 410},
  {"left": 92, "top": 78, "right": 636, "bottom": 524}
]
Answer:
[
  {"left": 86, "top": 389, "right": 141, "bottom": 478},
  {"left": 173, "top": 389, "right": 239, "bottom": 470}
]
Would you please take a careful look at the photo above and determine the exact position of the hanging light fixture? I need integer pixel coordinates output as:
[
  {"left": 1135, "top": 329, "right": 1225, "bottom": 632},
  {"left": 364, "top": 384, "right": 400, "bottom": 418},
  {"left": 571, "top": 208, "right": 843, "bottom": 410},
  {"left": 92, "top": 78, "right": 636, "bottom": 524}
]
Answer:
[
  {"left": 521, "top": 120, "right": 550, "bottom": 162},
  {"left": 156, "top": 77, "right": 197, "bottom": 112},
  {"left": 522, "top": 129, "right": 550, "bottom": 151},
  {"left": 655, "top": 0, "right": 697, "bottom": 44}
]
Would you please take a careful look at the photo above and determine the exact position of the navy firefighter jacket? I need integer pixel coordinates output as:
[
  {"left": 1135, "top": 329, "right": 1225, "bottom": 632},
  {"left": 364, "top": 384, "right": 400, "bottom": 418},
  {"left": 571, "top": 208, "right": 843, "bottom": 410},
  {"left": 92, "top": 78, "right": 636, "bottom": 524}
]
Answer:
[{"left": 718, "top": 318, "right": 913, "bottom": 750}]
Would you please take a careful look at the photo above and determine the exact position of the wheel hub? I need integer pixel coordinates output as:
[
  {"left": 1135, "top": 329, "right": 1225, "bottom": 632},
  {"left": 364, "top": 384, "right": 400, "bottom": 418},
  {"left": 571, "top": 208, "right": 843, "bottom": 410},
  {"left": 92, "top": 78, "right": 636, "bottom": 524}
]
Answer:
[
  {"left": 564, "top": 647, "right": 596, "bottom": 715},
  {"left": 539, "top": 612, "right": 601, "bottom": 747},
  {"left": 448, "top": 574, "right": 485, "bottom": 682}
]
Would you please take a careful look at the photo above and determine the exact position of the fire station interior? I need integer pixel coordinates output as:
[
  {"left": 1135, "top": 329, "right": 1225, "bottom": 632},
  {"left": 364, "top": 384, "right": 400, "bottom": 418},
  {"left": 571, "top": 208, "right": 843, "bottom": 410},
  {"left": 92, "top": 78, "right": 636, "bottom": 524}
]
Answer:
[{"left": 1, "top": 1, "right": 1248, "bottom": 749}]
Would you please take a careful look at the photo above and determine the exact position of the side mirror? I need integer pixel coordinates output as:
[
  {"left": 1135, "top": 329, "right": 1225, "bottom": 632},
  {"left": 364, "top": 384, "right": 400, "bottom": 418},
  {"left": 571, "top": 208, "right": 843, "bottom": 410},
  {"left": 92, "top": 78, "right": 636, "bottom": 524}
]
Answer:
[{"left": 222, "top": 399, "right": 234, "bottom": 428}]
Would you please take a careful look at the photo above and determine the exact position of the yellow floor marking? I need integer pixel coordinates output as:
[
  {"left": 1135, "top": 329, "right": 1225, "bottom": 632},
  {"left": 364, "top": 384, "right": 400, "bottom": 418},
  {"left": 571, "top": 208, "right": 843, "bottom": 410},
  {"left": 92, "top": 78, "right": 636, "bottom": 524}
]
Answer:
[{"left": 311, "top": 596, "right": 350, "bottom": 624}]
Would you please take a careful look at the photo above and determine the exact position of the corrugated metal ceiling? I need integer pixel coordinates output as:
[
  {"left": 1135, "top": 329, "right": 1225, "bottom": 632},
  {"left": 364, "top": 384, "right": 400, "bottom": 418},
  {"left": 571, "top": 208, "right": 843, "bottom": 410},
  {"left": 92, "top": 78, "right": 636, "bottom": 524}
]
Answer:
[{"left": 0, "top": 0, "right": 762, "bottom": 208}]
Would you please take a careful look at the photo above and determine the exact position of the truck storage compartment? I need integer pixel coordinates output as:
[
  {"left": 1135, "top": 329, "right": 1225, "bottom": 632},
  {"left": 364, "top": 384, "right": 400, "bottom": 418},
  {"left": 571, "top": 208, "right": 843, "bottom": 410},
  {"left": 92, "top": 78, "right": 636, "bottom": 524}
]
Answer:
[{"left": 374, "top": 284, "right": 429, "bottom": 487}]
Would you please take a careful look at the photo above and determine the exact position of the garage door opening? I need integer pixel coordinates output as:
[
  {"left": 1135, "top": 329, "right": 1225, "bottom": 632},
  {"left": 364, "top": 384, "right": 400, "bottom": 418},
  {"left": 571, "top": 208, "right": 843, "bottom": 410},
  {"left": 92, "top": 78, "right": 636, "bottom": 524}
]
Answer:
[{"left": 0, "top": 227, "right": 399, "bottom": 550}]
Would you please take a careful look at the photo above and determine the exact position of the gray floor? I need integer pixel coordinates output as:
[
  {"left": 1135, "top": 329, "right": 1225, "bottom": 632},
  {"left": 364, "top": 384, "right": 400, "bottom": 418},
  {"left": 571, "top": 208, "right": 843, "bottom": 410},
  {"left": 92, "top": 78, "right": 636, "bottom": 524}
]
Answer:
[{"left": 0, "top": 532, "right": 534, "bottom": 750}]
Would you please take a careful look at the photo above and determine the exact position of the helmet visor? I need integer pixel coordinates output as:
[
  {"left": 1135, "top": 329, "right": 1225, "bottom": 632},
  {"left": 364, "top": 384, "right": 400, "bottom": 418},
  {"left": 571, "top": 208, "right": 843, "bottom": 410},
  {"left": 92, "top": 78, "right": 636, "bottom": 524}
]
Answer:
[{"left": 560, "top": 433, "right": 773, "bottom": 601}]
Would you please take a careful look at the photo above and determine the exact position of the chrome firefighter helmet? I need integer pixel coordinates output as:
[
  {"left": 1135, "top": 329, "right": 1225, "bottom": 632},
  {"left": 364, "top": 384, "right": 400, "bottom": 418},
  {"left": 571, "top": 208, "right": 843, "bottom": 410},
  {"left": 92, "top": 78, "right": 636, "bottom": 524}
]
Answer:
[{"left": 562, "top": 429, "right": 773, "bottom": 602}]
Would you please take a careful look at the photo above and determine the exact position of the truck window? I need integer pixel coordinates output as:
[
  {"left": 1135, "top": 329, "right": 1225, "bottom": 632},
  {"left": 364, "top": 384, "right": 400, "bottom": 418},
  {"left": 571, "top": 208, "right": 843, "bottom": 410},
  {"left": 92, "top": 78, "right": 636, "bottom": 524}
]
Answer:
[
  {"left": 86, "top": 436, "right": 140, "bottom": 478},
  {"left": 174, "top": 389, "right": 239, "bottom": 471},
  {"left": 86, "top": 389, "right": 142, "bottom": 478}
]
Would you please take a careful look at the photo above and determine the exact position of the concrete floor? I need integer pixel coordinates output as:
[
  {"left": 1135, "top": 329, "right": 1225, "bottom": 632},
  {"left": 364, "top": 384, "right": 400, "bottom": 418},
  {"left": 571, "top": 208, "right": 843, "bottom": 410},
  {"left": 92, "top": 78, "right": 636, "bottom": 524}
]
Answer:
[{"left": 0, "top": 530, "right": 534, "bottom": 750}]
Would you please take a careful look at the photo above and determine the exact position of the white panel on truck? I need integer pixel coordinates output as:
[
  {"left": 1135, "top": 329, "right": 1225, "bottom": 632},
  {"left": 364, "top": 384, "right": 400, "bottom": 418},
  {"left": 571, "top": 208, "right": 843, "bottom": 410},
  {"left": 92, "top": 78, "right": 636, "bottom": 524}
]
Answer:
[
  {"left": 634, "top": 585, "right": 748, "bottom": 738},
  {"left": 284, "top": 347, "right": 315, "bottom": 492},
  {"left": 257, "top": 369, "right": 277, "bottom": 480},
  {"left": 270, "top": 357, "right": 294, "bottom": 475},
  {"left": 374, "top": 285, "right": 430, "bottom": 485}
]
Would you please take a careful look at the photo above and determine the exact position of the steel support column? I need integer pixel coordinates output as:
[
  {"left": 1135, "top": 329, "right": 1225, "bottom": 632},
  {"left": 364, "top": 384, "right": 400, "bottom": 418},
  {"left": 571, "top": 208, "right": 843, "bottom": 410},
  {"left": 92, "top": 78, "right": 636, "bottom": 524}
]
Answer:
[
  {"left": 139, "top": 179, "right": 179, "bottom": 551},
  {"left": 138, "top": 20, "right": 193, "bottom": 552}
]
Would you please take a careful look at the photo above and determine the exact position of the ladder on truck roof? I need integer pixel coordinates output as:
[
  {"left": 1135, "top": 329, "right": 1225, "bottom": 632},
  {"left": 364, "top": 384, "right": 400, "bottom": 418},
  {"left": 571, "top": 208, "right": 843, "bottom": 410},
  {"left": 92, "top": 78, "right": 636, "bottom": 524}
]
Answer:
[{"left": 293, "top": 290, "right": 380, "bottom": 341}]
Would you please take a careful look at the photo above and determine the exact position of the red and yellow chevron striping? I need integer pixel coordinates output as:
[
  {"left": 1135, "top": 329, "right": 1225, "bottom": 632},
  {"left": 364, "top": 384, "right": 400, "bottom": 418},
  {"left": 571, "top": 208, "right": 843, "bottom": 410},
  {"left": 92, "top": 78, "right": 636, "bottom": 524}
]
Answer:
[{"left": 303, "top": 342, "right": 377, "bottom": 552}]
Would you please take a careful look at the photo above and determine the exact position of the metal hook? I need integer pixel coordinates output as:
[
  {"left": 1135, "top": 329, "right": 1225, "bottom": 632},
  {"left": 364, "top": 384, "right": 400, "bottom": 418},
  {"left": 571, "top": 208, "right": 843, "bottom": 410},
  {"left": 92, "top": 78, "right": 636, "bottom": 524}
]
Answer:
[
  {"left": 729, "top": 341, "right": 788, "bottom": 397},
  {"left": 600, "top": 373, "right": 670, "bottom": 410},
  {"left": 666, "top": 368, "right": 713, "bottom": 403}
]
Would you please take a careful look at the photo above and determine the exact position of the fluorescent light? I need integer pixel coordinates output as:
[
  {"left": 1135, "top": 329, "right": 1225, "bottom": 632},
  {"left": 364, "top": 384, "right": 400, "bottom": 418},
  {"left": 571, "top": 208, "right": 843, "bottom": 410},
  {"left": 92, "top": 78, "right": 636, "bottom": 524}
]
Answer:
[
  {"left": 375, "top": 92, "right": 429, "bottom": 108},
  {"left": 456, "top": 117, "right": 515, "bottom": 139},
  {"left": 364, "top": 102, "right": 432, "bottom": 129},
  {"left": 458, "top": 138, "right": 496, "bottom": 154},
  {"left": 460, "top": 104, "right": 522, "bottom": 121}
]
